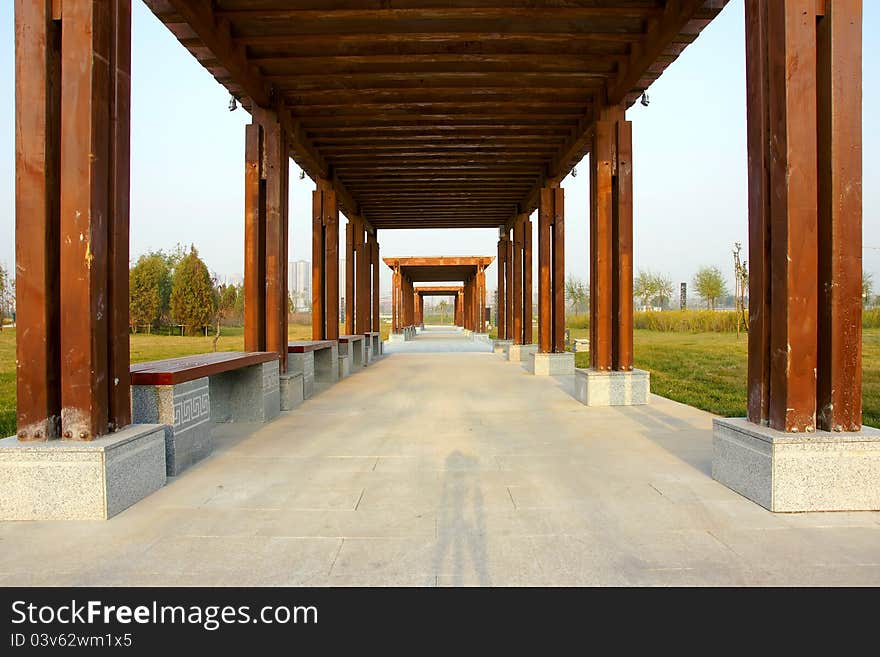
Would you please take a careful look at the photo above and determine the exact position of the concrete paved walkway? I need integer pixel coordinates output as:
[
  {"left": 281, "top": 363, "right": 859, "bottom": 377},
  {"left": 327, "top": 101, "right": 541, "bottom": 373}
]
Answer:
[
  {"left": 384, "top": 325, "right": 492, "bottom": 353},
  {"left": 2, "top": 346, "right": 879, "bottom": 586}
]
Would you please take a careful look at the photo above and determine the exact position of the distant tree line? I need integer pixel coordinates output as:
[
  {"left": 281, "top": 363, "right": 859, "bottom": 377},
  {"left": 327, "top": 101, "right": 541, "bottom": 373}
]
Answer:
[{"left": 129, "top": 244, "right": 243, "bottom": 336}]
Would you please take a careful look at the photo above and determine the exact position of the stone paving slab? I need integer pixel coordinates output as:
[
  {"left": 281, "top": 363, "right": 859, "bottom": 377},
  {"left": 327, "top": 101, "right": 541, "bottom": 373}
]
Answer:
[{"left": 1, "top": 342, "right": 879, "bottom": 586}]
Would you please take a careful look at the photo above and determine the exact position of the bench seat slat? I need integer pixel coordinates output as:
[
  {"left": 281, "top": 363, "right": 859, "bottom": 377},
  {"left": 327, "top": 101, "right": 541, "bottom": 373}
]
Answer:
[
  {"left": 287, "top": 340, "right": 337, "bottom": 353},
  {"left": 130, "top": 351, "right": 278, "bottom": 386}
]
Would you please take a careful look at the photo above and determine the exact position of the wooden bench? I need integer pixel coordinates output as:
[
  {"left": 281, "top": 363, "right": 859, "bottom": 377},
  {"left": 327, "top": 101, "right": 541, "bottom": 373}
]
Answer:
[
  {"left": 288, "top": 340, "right": 339, "bottom": 398},
  {"left": 131, "top": 351, "right": 280, "bottom": 476},
  {"left": 338, "top": 334, "right": 367, "bottom": 374}
]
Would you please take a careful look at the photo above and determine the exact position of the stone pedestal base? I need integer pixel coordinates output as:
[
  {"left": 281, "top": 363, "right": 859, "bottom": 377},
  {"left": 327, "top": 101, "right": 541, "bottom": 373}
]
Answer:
[
  {"left": 574, "top": 368, "right": 650, "bottom": 406},
  {"left": 493, "top": 339, "right": 513, "bottom": 355},
  {"left": 362, "top": 340, "right": 372, "bottom": 365},
  {"left": 280, "top": 373, "right": 304, "bottom": 410},
  {"left": 507, "top": 343, "right": 538, "bottom": 362},
  {"left": 530, "top": 351, "right": 575, "bottom": 376},
  {"left": 365, "top": 333, "right": 381, "bottom": 359},
  {"left": 0, "top": 424, "right": 167, "bottom": 520},
  {"left": 314, "top": 344, "right": 339, "bottom": 384},
  {"left": 338, "top": 352, "right": 352, "bottom": 379},
  {"left": 712, "top": 418, "right": 880, "bottom": 512},
  {"left": 132, "top": 378, "right": 211, "bottom": 476},
  {"left": 288, "top": 351, "right": 315, "bottom": 399},
  {"left": 473, "top": 333, "right": 490, "bottom": 343}
]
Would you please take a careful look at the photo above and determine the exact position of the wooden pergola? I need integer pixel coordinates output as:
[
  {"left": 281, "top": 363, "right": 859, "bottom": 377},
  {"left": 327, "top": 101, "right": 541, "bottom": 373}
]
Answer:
[
  {"left": 413, "top": 286, "right": 465, "bottom": 327},
  {"left": 384, "top": 257, "right": 493, "bottom": 332},
  {"left": 13, "top": 0, "right": 863, "bottom": 446}
]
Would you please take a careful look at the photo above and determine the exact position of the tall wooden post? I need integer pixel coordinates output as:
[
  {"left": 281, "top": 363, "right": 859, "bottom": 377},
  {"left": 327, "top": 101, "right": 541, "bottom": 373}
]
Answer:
[
  {"left": 313, "top": 181, "right": 338, "bottom": 340},
  {"left": 15, "top": 0, "right": 62, "bottom": 440},
  {"left": 746, "top": 0, "right": 862, "bottom": 433},
  {"left": 497, "top": 234, "right": 507, "bottom": 339},
  {"left": 344, "top": 218, "right": 355, "bottom": 335},
  {"left": 391, "top": 268, "right": 398, "bottom": 332},
  {"left": 370, "top": 233, "right": 380, "bottom": 333},
  {"left": 538, "top": 187, "right": 564, "bottom": 353},
  {"left": 256, "top": 113, "right": 289, "bottom": 373},
  {"left": 37, "top": 0, "right": 133, "bottom": 440},
  {"left": 505, "top": 231, "right": 514, "bottom": 341},
  {"left": 523, "top": 215, "right": 534, "bottom": 344},
  {"left": 356, "top": 222, "right": 369, "bottom": 334},
  {"left": 244, "top": 123, "right": 266, "bottom": 353},
  {"left": 512, "top": 217, "right": 523, "bottom": 344},
  {"left": 590, "top": 105, "right": 633, "bottom": 372}
]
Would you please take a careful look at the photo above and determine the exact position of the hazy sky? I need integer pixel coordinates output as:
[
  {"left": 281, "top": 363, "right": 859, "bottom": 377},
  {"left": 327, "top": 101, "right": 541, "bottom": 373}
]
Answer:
[{"left": 1, "top": 1, "right": 877, "bottom": 295}]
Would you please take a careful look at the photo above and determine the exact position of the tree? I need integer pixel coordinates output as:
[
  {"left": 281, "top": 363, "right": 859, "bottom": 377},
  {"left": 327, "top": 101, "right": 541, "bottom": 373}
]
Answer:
[
  {"left": 0, "top": 263, "right": 13, "bottom": 330},
  {"left": 216, "top": 283, "right": 238, "bottom": 324},
  {"left": 733, "top": 242, "right": 749, "bottom": 336},
  {"left": 865, "top": 272, "right": 875, "bottom": 308},
  {"left": 693, "top": 266, "right": 728, "bottom": 310},
  {"left": 438, "top": 299, "right": 449, "bottom": 324},
  {"left": 234, "top": 283, "right": 245, "bottom": 319},
  {"left": 170, "top": 246, "right": 216, "bottom": 335},
  {"left": 654, "top": 274, "right": 674, "bottom": 309},
  {"left": 634, "top": 270, "right": 659, "bottom": 310},
  {"left": 129, "top": 254, "right": 171, "bottom": 332},
  {"left": 565, "top": 275, "right": 588, "bottom": 316}
]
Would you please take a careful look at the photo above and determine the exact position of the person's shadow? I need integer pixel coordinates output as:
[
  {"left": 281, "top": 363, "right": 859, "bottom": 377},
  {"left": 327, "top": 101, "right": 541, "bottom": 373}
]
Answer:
[{"left": 433, "top": 451, "right": 491, "bottom": 586}]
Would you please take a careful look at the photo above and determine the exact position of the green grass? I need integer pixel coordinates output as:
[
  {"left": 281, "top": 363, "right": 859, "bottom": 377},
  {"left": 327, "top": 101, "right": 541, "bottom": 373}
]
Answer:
[
  {"left": 0, "top": 329, "right": 14, "bottom": 438},
  {"left": 2, "top": 325, "right": 877, "bottom": 436},
  {"left": 572, "top": 328, "right": 880, "bottom": 427}
]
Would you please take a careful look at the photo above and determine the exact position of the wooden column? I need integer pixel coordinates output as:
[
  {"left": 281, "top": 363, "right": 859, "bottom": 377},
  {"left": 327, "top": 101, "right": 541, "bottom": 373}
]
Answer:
[
  {"left": 257, "top": 113, "right": 289, "bottom": 373},
  {"left": 404, "top": 277, "right": 413, "bottom": 327},
  {"left": 391, "top": 267, "right": 398, "bottom": 332},
  {"left": 590, "top": 105, "right": 633, "bottom": 371},
  {"left": 15, "top": 0, "right": 62, "bottom": 440},
  {"left": 512, "top": 217, "right": 524, "bottom": 344},
  {"left": 36, "top": 0, "right": 132, "bottom": 440},
  {"left": 244, "top": 123, "right": 266, "bottom": 352},
  {"left": 479, "top": 265, "right": 488, "bottom": 333},
  {"left": 505, "top": 231, "right": 514, "bottom": 341},
  {"left": 107, "top": 0, "right": 132, "bottom": 426},
  {"left": 355, "top": 223, "right": 369, "bottom": 334},
  {"left": 746, "top": 0, "right": 862, "bottom": 433},
  {"left": 523, "top": 216, "right": 534, "bottom": 344},
  {"left": 370, "top": 233, "right": 380, "bottom": 332},
  {"left": 497, "top": 234, "right": 507, "bottom": 339},
  {"left": 344, "top": 218, "right": 355, "bottom": 334},
  {"left": 463, "top": 279, "right": 470, "bottom": 330},
  {"left": 312, "top": 181, "right": 338, "bottom": 340},
  {"left": 538, "top": 187, "right": 564, "bottom": 353}
]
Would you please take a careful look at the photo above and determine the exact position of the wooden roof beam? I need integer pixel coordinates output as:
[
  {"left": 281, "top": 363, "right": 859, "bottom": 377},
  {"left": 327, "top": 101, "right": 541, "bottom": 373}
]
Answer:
[
  {"left": 507, "top": 0, "right": 710, "bottom": 228},
  {"left": 147, "top": 0, "right": 369, "bottom": 227}
]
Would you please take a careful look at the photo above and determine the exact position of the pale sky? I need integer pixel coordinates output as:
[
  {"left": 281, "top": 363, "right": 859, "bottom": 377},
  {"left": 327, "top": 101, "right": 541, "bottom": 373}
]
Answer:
[{"left": 1, "top": 1, "right": 877, "bottom": 296}]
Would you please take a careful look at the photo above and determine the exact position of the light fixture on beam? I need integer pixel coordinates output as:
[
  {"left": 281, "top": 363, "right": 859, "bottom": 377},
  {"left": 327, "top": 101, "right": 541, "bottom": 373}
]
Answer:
[
  {"left": 640, "top": 92, "right": 650, "bottom": 107},
  {"left": 228, "top": 95, "right": 238, "bottom": 112}
]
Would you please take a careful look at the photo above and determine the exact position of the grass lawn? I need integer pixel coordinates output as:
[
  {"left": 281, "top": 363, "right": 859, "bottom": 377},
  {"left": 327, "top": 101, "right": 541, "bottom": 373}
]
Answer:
[
  {"left": 572, "top": 328, "right": 880, "bottom": 428},
  {"left": 1, "top": 325, "right": 876, "bottom": 435},
  {"left": 0, "top": 320, "right": 393, "bottom": 437}
]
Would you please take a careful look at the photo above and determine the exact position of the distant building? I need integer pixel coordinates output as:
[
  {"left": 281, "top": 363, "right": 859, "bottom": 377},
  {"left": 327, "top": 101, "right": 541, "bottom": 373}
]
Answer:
[{"left": 289, "top": 260, "right": 311, "bottom": 311}]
